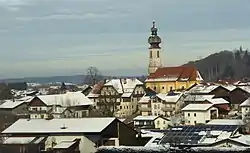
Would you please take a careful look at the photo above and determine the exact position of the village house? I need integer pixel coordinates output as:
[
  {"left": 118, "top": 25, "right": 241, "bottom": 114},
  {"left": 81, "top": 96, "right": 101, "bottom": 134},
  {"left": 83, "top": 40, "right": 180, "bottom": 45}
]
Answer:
[
  {"left": 0, "top": 97, "right": 32, "bottom": 117},
  {"left": 133, "top": 115, "right": 170, "bottom": 130},
  {"left": 86, "top": 81, "right": 104, "bottom": 107},
  {"left": 183, "top": 94, "right": 215, "bottom": 105},
  {"left": 240, "top": 97, "right": 250, "bottom": 120},
  {"left": 97, "top": 78, "right": 145, "bottom": 117},
  {"left": 145, "top": 66, "right": 204, "bottom": 93},
  {"left": 139, "top": 92, "right": 184, "bottom": 117},
  {"left": 186, "top": 83, "right": 230, "bottom": 100},
  {"left": 0, "top": 136, "right": 48, "bottom": 153},
  {"left": 0, "top": 118, "right": 138, "bottom": 153},
  {"left": 0, "top": 97, "right": 33, "bottom": 130},
  {"left": 204, "top": 98, "right": 230, "bottom": 118},
  {"left": 28, "top": 92, "right": 94, "bottom": 119},
  {"left": 182, "top": 104, "right": 219, "bottom": 125},
  {"left": 229, "top": 87, "right": 250, "bottom": 110}
]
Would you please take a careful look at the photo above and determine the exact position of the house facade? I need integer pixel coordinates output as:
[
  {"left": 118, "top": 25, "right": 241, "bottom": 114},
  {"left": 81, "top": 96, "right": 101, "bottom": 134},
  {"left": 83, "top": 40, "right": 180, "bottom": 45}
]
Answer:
[
  {"left": 229, "top": 87, "right": 250, "bottom": 110},
  {"left": 28, "top": 92, "right": 93, "bottom": 119},
  {"left": 1, "top": 118, "right": 138, "bottom": 153},
  {"left": 133, "top": 116, "right": 170, "bottom": 130},
  {"left": 139, "top": 93, "right": 184, "bottom": 117},
  {"left": 97, "top": 78, "right": 145, "bottom": 117},
  {"left": 145, "top": 66, "right": 203, "bottom": 93},
  {"left": 182, "top": 104, "right": 218, "bottom": 125},
  {"left": 240, "top": 98, "right": 250, "bottom": 120}
]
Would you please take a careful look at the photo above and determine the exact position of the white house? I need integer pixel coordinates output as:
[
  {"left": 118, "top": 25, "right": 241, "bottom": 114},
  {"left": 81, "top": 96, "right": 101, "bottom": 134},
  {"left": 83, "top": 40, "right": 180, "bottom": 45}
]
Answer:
[
  {"left": 1, "top": 118, "right": 138, "bottom": 153},
  {"left": 240, "top": 97, "right": 250, "bottom": 120},
  {"left": 98, "top": 78, "right": 145, "bottom": 117},
  {"left": 28, "top": 92, "right": 94, "bottom": 119},
  {"left": 133, "top": 115, "right": 170, "bottom": 130},
  {"left": 182, "top": 104, "right": 218, "bottom": 125},
  {"left": 139, "top": 93, "right": 184, "bottom": 117}
]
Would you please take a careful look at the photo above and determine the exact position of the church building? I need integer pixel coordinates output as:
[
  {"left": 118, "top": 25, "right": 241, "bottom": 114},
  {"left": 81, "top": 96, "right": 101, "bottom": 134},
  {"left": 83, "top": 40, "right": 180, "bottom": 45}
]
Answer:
[{"left": 145, "top": 22, "right": 203, "bottom": 93}]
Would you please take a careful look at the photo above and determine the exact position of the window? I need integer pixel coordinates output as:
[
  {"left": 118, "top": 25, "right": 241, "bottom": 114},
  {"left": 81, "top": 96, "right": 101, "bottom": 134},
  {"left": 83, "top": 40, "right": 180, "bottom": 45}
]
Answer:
[
  {"left": 157, "top": 120, "right": 160, "bottom": 125},
  {"left": 162, "top": 86, "right": 165, "bottom": 89},
  {"left": 154, "top": 105, "right": 157, "bottom": 109},
  {"left": 194, "top": 113, "right": 196, "bottom": 117},
  {"left": 194, "top": 121, "right": 197, "bottom": 124},
  {"left": 157, "top": 50, "right": 159, "bottom": 58},
  {"left": 181, "top": 86, "right": 185, "bottom": 90},
  {"left": 150, "top": 51, "right": 152, "bottom": 58},
  {"left": 188, "top": 113, "right": 190, "bottom": 117},
  {"left": 170, "top": 86, "right": 173, "bottom": 91},
  {"left": 154, "top": 86, "right": 157, "bottom": 91},
  {"left": 120, "top": 106, "right": 122, "bottom": 109},
  {"left": 163, "top": 121, "right": 166, "bottom": 124},
  {"left": 127, "top": 106, "right": 129, "bottom": 109},
  {"left": 158, "top": 104, "right": 160, "bottom": 109},
  {"left": 188, "top": 121, "right": 190, "bottom": 123},
  {"left": 41, "top": 114, "right": 44, "bottom": 119}
]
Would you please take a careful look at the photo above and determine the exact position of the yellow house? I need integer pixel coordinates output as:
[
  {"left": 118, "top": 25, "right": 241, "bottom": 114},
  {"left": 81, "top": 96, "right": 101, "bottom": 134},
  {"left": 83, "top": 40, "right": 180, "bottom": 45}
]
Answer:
[{"left": 145, "top": 66, "right": 203, "bottom": 93}]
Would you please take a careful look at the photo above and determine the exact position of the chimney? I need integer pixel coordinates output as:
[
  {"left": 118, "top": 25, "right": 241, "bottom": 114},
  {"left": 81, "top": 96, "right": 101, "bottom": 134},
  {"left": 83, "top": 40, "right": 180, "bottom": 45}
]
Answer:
[
  {"left": 123, "top": 79, "right": 127, "bottom": 84},
  {"left": 206, "top": 128, "right": 211, "bottom": 138},
  {"left": 60, "top": 124, "right": 67, "bottom": 129}
]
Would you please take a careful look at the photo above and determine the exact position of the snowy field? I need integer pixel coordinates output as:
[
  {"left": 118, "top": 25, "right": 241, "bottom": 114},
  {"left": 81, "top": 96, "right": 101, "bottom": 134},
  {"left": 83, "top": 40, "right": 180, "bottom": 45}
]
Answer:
[{"left": 96, "top": 146, "right": 250, "bottom": 153}]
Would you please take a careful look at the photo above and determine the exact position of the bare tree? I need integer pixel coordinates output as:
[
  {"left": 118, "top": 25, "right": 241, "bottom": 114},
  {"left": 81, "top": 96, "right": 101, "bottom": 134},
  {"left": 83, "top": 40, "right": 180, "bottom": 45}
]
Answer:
[
  {"left": 85, "top": 67, "right": 102, "bottom": 86},
  {"left": 168, "top": 114, "right": 186, "bottom": 127},
  {"left": 89, "top": 96, "right": 119, "bottom": 117}
]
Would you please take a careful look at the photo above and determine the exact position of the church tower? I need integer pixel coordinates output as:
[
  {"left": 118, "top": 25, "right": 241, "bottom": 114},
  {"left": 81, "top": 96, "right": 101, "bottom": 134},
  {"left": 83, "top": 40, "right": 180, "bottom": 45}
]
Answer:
[{"left": 148, "top": 21, "right": 162, "bottom": 75}]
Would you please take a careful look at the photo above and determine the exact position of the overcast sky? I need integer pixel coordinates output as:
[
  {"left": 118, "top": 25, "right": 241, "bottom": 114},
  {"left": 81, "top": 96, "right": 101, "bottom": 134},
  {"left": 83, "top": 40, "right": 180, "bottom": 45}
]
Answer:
[{"left": 0, "top": 0, "right": 250, "bottom": 78}]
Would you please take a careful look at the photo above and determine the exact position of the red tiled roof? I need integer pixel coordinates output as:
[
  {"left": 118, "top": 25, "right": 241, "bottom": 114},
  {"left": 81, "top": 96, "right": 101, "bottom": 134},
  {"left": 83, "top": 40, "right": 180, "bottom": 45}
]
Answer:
[{"left": 148, "top": 66, "right": 199, "bottom": 81}]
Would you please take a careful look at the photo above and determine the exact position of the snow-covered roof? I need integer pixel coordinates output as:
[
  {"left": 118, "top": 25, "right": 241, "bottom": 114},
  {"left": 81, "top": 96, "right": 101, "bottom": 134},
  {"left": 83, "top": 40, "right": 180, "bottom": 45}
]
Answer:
[
  {"left": 184, "top": 94, "right": 215, "bottom": 102},
  {"left": 221, "top": 85, "right": 237, "bottom": 91},
  {"left": 240, "top": 97, "right": 250, "bottom": 107},
  {"left": 156, "top": 93, "right": 182, "bottom": 103},
  {"left": 238, "top": 86, "right": 250, "bottom": 94},
  {"left": 138, "top": 96, "right": 150, "bottom": 103},
  {"left": 187, "top": 84, "right": 220, "bottom": 94},
  {"left": 0, "top": 96, "right": 33, "bottom": 109},
  {"left": 0, "top": 100, "right": 26, "bottom": 109},
  {"left": 2, "top": 118, "right": 116, "bottom": 134},
  {"left": 181, "top": 104, "right": 214, "bottom": 111},
  {"left": 36, "top": 92, "right": 93, "bottom": 107},
  {"left": 53, "top": 141, "right": 77, "bottom": 149},
  {"left": 206, "top": 119, "right": 244, "bottom": 126},
  {"left": 228, "top": 135, "right": 250, "bottom": 146},
  {"left": 121, "top": 92, "right": 132, "bottom": 98},
  {"left": 206, "top": 98, "right": 229, "bottom": 105},
  {"left": 134, "top": 116, "right": 158, "bottom": 121},
  {"left": 87, "top": 93, "right": 99, "bottom": 98},
  {"left": 3, "top": 137, "right": 45, "bottom": 144},
  {"left": 144, "top": 132, "right": 164, "bottom": 147},
  {"left": 104, "top": 78, "right": 143, "bottom": 94}
]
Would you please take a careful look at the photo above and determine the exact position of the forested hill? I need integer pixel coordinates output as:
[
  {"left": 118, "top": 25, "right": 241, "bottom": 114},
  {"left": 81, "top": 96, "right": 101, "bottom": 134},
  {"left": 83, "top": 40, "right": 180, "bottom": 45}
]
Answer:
[{"left": 183, "top": 46, "right": 250, "bottom": 81}]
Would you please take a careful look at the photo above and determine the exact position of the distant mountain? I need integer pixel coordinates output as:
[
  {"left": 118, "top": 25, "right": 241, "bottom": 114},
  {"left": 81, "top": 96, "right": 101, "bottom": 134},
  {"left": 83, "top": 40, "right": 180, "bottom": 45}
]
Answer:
[
  {"left": 184, "top": 46, "right": 250, "bottom": 81},
  {"left": 0, "top": 75, "right": 147, "bottom": 85},
  {"left": 1, "top": 75, "right": 86, "bottom": 85}
]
